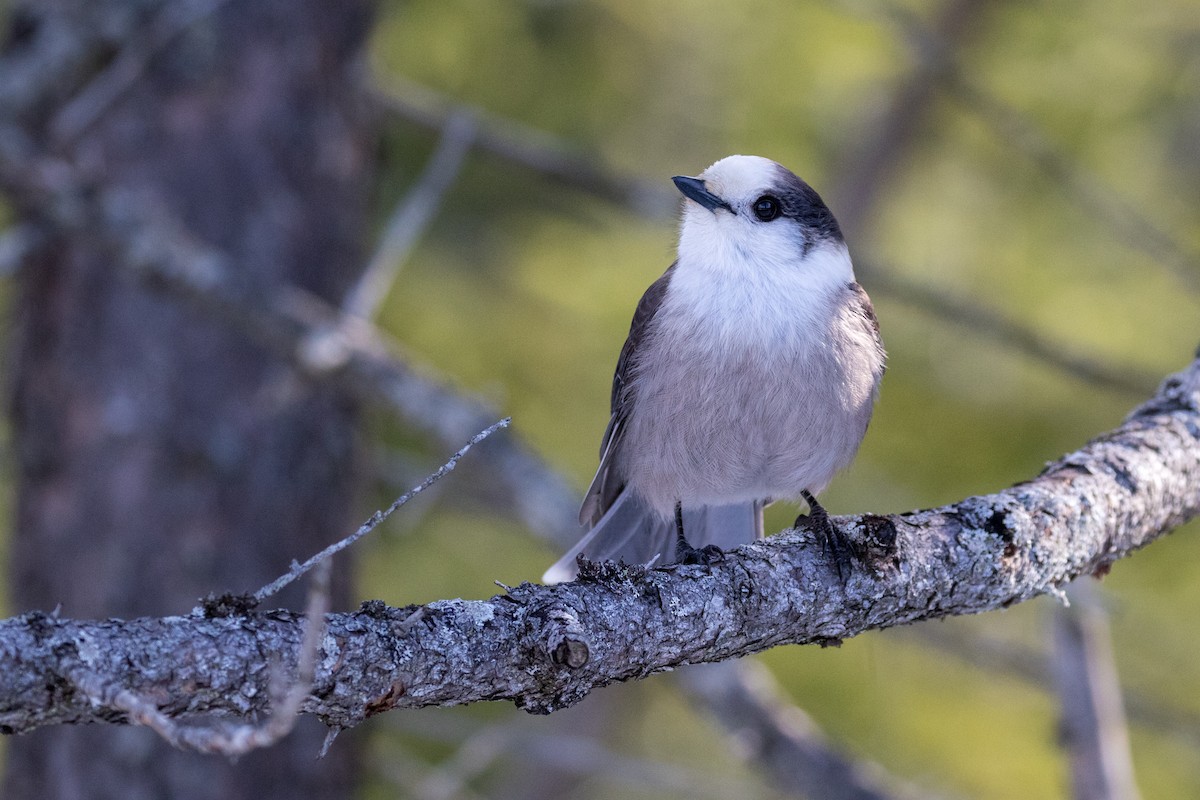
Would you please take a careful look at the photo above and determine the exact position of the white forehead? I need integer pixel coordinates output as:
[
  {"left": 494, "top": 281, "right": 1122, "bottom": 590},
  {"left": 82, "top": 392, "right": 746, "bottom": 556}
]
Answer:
[{"left": 698, "top": 155, "right": 781, "bottom": 202}]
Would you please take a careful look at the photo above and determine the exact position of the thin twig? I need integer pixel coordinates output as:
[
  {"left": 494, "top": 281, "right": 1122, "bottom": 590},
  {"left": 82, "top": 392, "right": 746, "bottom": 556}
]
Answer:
[
  {"left": 344, "top": 109, "right": 478, "bottom": 319},
  {"left": 251, "top": 418, "right": 511, "bottom": 604}
]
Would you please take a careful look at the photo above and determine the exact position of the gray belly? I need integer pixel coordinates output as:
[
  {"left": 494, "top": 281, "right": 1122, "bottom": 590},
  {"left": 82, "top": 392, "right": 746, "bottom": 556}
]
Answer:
[
  {"left": 617, "top": 314, "right": 879, "bottom": 515},
  {"left": 619, "top": 343, "right": 873, "bottom": 513}
]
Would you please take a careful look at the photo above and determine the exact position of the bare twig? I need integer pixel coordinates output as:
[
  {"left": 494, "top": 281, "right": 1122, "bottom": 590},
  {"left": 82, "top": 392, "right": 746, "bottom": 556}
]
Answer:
[
  {"left": 251, "top": 419, "right": 510, "bottom": 605},
  {"left": 344, "top": 109, "right": 478, "bottom": 319}
]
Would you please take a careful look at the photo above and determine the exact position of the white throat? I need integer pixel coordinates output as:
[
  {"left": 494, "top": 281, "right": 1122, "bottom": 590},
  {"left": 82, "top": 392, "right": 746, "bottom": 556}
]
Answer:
[{"left": 668, "top": 214, "right": 855, "bottom": 352}]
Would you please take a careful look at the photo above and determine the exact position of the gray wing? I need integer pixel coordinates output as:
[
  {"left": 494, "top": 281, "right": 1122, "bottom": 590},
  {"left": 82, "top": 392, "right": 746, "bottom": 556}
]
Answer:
[
  {"left": 849, "top": 281, "right": 885, "bottom": 364},
  {"left": 578, "top": 263, "right": 676, "bottom": 527}
]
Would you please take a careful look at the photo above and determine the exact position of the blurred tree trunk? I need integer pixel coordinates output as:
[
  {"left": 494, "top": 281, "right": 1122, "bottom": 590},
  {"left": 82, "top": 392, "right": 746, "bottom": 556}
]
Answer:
[{"left": 2, "top": 1, "right": 375, "bottom": 798}]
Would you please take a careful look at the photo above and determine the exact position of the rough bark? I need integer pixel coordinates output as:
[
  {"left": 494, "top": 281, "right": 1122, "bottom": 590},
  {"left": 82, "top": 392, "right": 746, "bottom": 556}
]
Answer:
[
  {"left": 0, "top": 352, "right": 1196, "bottom": 735},
  {"left": 0, "top": 1, "right": 374, "bottom": 797}
]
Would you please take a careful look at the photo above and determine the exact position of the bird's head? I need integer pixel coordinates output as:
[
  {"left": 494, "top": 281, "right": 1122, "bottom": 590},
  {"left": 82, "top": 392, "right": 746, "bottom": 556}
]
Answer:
[{"left": 672, "top": 155, "right": 849, "bottom": 282}]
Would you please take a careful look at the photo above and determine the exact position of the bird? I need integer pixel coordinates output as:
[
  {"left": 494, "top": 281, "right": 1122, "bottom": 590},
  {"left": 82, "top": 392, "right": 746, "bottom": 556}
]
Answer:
[{"left": 543, "top": 155, "right": 884, "bottom": 583}]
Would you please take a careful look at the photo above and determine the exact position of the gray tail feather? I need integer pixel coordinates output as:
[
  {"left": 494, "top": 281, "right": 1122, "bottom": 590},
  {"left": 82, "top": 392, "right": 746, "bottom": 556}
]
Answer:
[{"left": 543, "top": 490, "right": 763, "bottom": 584}]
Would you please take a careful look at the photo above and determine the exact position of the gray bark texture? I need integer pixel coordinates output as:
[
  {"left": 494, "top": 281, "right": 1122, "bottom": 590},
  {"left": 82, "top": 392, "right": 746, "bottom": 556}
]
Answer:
[
  {"left": 0, "top": 1, "right": 374, "bottom": 797},
  {"left": 0, "top": 351, "right": 1197, "bottom": 736}
]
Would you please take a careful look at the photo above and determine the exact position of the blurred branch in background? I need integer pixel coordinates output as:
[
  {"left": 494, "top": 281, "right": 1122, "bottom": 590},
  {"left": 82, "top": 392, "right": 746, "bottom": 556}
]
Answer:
[
  {"left": 371, "top": 77, "right": 1158, "bottom": 396},
  {"left": 380, "top": 706, "right": 760, "bottom": 800},
  {"left": 946, "top": 74, "right": 1200, "bottom": 298},
  {"left": 373, "top": 77, "right": 678, "bottom": 215},
  {"left": 830, "top": 0, "right": 999, "bottom": 235},
  {"left": 47, "top": 0, "right": 238, "bottom": 148},
  {"left": 827, "top": 0, "right": 1160, "bottom": 393},
  {"left": 344, "top": 108, "right": 478, "bottom": 320},
  {"left": 862, "top": 267, "right": 1158, "bottom": 393},
  {"left": 901, "top": 623, "right": 1200, "bottom": 757},
  {"left": 852, "top": 0, "right": 1200, "bottom": 296},
  {"left": 680, "top": 661, "right": 936, "bottom": 800},
  {"left": 1053, "top": 585, "right": 1143, "bottom": 800}
]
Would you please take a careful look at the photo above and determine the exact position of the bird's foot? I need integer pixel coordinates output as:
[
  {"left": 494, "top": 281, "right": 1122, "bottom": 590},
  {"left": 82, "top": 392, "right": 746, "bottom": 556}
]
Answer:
[
  {"left": 675, "top": 538, "right": 725, "bottom": 566},
  {"left": 796, "top": 491, "right": 854, "bottom": 580},
  {"left": 672, "top": 501, "right": 724, "bottom": 565}
]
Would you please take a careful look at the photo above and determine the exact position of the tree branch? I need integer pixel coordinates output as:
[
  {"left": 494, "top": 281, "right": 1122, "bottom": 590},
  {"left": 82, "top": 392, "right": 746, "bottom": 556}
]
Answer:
[{"left": 2, "top": 353, "right": 1197, "bottom": 735}]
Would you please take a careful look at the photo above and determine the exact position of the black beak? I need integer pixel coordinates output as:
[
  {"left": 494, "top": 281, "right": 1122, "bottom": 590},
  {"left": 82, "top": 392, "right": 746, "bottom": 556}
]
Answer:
[{"left": 672, "top": 175, "right": 732, "bottom": 213}]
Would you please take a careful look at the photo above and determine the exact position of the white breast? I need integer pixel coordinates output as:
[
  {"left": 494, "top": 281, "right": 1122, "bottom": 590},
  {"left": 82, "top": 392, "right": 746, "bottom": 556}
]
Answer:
[{"left": 669, "top": 236, "right": 856, "bottom": 353}]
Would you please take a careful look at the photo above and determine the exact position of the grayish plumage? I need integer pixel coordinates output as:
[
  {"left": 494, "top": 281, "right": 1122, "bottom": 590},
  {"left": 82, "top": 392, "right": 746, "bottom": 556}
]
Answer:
[{"left": 545, "top": 155, "right": 884, "bottom": 583}]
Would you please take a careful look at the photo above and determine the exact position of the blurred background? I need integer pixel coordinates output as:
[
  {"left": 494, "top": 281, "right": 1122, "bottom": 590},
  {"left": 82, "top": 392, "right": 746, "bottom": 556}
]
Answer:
[{"left": 1, "top": 0, "right": 1198, "bottom": 798}]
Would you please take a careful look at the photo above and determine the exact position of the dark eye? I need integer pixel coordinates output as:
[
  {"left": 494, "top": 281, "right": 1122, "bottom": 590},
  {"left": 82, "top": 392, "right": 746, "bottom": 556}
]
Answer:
[{"left": 752, "top": 195, "right": 781, "bottom": 222}]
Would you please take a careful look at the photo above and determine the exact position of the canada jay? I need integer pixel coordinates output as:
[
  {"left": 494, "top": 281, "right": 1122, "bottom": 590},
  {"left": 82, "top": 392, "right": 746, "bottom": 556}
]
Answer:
[{"left": 544, "top": 155, "right": 885, "bottom": 583}]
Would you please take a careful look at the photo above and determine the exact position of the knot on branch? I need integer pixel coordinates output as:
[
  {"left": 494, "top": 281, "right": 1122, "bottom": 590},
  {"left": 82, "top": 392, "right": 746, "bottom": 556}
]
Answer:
[
  {"left": 544, "top": 609, "right": 589, "bottom": 670},
  {"left": 856, "top": 514, "right": 899, "bottom": 567},
  {"left": 550, "top": 637, "right": 589, "bottom": 669}
]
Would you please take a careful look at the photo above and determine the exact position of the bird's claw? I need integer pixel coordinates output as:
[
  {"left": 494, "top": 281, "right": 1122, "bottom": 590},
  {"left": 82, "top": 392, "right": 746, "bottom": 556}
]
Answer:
[
  {"left": 676, "top": 540, "right": 725, "bottom": 566},
  {"left": 796, "top": 492, "right": 854, "bottom": 580}
]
